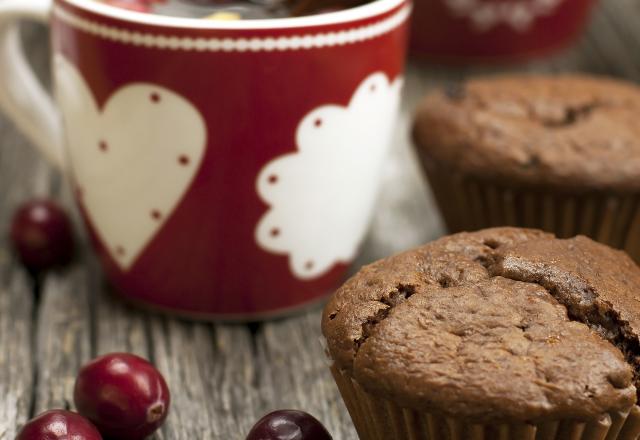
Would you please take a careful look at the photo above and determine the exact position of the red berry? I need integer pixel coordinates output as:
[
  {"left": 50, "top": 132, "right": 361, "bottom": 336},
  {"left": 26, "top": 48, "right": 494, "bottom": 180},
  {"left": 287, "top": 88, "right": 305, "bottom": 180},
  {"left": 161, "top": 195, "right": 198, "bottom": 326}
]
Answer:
[
  {"left": 74, "top": 353, "right": 170, "bottom": 440},
  {"left": 10, "top": 199, "right": 74, "bottom": 272},
  {"left": 246, "top": 410, "right": 332, "bottom": 440},
  {"left": 16, "top": 410, "right": 102, "bottom": 440}
]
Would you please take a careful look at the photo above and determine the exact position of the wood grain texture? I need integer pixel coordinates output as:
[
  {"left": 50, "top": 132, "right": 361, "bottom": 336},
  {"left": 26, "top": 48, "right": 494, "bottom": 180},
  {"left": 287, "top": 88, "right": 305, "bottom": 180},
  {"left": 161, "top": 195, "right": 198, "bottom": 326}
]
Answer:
[
  {"left": 93, "top": 282, "right": 151, "bottom": 358},
  {"left": 256, "top": 311, "right": 357, "bottom": 439},
  {"left": 33, "top": 268, "right": 91, "bottom": 414},
  {"left": 150, "top": 319, "right": 259, "bottom": 438},
  {"left": 1, "top": 1, "right": 640, "bottom": 439},
  {"left": 0, "top": 23, "right": 52, "bottom": 439},
  {"left": 0, "top": 264, "right": 33, "bottom": 440}
]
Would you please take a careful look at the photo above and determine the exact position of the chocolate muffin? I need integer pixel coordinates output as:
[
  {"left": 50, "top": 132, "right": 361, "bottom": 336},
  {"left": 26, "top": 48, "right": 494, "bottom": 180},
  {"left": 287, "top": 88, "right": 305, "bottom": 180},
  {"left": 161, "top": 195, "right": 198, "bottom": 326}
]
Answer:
[
  {"left": 412, "top": 74, "right": 640, "bottom": 261},
  {"left": 322, "top": 227, "right": 640, "bottom": 440}
]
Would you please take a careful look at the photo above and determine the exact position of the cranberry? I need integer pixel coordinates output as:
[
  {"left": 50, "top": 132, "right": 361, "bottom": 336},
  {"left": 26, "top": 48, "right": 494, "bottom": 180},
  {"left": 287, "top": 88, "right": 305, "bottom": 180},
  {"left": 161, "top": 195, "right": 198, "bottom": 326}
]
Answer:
[
  {"left": 246, "top": 410, "right": 332, "bottom": 440},
  {"left": 16, "top": 410, "right": 102, "bottom": 440},
  {"left": 10, "top": 199, "right": 74, "bottom": 272},
  {"left": 74, "top": 353, "right": 170, "bottom": 440}
]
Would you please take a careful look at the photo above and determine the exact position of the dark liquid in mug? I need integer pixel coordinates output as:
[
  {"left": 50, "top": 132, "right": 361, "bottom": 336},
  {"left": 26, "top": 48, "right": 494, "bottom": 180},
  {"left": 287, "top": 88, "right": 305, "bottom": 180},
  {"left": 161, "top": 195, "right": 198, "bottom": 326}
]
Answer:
[
  {"left": 153, "top": 0, "right": 290, "bottom": 19},
  {"left": 101, "top": 0, "right": 360, "bottom": 19}
]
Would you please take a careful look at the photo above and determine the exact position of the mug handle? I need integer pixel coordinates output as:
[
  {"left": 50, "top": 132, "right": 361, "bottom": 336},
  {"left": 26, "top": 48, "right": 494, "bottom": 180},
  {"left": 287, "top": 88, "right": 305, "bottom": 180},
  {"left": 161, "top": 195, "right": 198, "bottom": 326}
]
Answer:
[{"left": 0, "top": 0, "right": 65, "bottom": 171}]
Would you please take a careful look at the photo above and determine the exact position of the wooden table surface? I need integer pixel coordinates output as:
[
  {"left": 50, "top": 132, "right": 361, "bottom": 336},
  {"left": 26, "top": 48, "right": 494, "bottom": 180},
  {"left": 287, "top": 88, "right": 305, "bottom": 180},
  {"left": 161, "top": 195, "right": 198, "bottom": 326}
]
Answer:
[{"left": 1, "top": 1, "right": 640, "bottom": 438}]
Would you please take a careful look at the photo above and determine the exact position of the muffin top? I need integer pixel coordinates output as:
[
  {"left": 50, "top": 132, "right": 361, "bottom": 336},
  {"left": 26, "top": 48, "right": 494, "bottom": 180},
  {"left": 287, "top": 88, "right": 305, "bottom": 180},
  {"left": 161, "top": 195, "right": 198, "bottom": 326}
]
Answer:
[
  {"left": 322, "top": 227, "right": 640, "bottom": 422},
  {"left": 412, "top": 75, "right": 640, "bottom": 191}
]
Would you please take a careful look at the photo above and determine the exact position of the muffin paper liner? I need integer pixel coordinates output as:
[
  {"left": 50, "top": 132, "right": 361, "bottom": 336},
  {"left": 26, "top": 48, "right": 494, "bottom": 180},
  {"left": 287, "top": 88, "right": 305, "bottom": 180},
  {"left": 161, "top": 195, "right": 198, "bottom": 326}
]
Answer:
[
  {"left": 331, "top": 366, "right": 640, "bottom": 440},
  {"left": 422, "top": 161, "right": 640, "bottom": 262}
]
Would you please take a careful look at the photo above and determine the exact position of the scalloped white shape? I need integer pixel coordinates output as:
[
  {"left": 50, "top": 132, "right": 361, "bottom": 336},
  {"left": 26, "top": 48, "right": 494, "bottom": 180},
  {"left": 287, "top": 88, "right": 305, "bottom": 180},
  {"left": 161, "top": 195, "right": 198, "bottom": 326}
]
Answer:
[
  {"left": 54, "top": 54, "right": 207, "bottom": 270},
  {"left": 255, "top": 72, "right": 403, "bottom": 280}
]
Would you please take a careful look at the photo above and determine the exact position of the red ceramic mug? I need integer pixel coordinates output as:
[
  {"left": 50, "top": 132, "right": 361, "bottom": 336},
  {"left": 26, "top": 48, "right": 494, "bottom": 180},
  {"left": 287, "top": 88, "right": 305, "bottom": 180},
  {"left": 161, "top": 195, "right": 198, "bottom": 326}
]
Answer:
[
  {"left": 0, "top": 0, "right": 409, "bottom": 319},
  {"left": 410, "top": 0, "right": 596, "bottom": 62}
]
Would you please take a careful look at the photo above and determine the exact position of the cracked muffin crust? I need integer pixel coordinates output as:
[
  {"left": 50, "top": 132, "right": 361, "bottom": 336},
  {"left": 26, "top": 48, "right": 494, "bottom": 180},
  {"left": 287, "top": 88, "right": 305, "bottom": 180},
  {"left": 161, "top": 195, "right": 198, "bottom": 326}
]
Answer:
[
  {"left": 413, "top": 74, "right": 640, "bottom": 191},
  {"left": 322, "top": 228, "right": 640, "bottom": 424}
]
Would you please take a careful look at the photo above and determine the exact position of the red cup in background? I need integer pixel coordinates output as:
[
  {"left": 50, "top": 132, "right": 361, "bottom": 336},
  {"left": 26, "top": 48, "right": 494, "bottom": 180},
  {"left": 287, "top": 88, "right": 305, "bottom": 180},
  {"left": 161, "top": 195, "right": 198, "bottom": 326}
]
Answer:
[{"left": 410, "top": 0, "right": 596, "bottom": 62}]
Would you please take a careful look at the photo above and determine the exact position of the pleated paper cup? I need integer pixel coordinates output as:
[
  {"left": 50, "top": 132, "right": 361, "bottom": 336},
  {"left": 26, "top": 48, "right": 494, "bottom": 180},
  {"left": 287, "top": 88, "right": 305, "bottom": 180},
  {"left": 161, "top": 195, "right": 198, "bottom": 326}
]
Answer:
[
  {"left": 422, "top": 159, "right": 640, "bottom": 263},
  {"left": 331, "top": 366, "right": 640, "bottom": 440}
]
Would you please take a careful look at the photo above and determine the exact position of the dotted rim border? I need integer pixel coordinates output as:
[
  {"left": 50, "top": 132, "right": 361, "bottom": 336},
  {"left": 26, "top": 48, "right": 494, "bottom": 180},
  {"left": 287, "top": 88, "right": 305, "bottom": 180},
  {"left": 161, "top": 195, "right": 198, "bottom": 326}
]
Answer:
[{"left": 52, "top": 3, "right": 411, "bottom": 51}]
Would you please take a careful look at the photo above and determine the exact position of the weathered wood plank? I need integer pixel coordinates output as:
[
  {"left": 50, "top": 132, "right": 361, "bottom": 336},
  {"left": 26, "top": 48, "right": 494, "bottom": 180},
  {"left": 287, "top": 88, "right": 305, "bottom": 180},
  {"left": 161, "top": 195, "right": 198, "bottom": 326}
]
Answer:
[
  {"left": 0, "top": 265, "right": 33, "bottom": 440},
  {"left": 12, "top": 20, "right": 92, "bottom": 419},
  {"left": 0, "top": 23, "right": 53, "bottom": 439},
  {"left": 149, "top": 319, "right": 259, "bottom": 438},
  {"left": 601, "top": 3, "right": 640, "bottom": 81},
  {"left": 256, "top": 310, "right": 357, "bottom": 440},
  {"left": 583, "top": 3, "right": 640, "bottom": 80},
  {"left": 93, "top": 276, "right": 151, "bottom": 358},
  {"left": 33, "top": 267, "right": 91, "bottom": 414}
]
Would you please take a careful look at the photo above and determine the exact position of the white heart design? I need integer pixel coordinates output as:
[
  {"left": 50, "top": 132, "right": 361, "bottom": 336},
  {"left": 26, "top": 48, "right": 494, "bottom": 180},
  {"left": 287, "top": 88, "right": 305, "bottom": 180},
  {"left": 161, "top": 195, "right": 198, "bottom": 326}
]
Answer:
[
  {"left": 54, "top": 55, "right": 207, "bottom": 271},
  {"left": 255, "top": 72, "right": 403, "bottom": 280}
]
